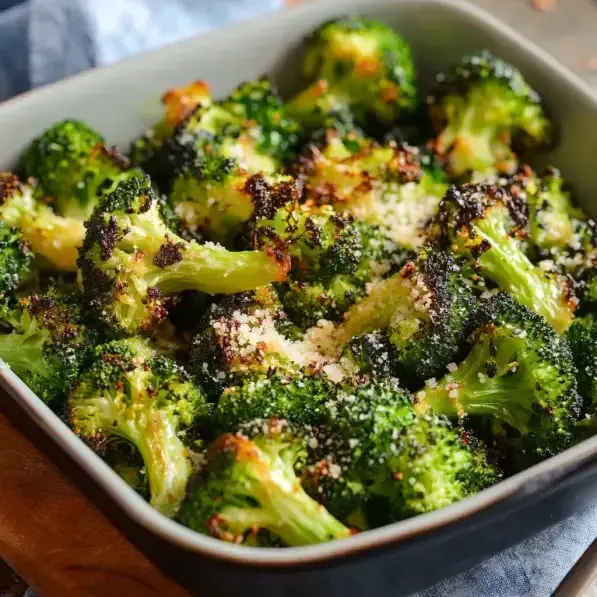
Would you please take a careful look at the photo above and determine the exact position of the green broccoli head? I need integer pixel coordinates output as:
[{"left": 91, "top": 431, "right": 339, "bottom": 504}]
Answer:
[
  {"left": 144, "top": 79, "right": 299, "bottom": 190},
  {"left": 285, "top": 79, "right": 357, "bottom": 136},
  {"left": 130, "top": 80, "right": 213, "bottom": 170},
  {"left": 431, "top": 183, "right": 577, "bottom": 333},
  {"left": 576, "top": 265, "right": 597, "bottom": 313},
  {"left": 288, "top": 17, "right": 417, "bottom": 132},
  {"left": 522, "top": 211, "right": 597, "bottom": 314},
  {"left": 22, "top": 119, "right": 142, "bottom": 221},
  {"left": 417, "top": 293, "right": 582, "bottom": 466},
  {"left": 303, "top": 377, "right": 500, "bottom": 524},
  {"left": 220, "top": 78, "right": 300, "bottom": 165},
  {"left": 0, "top": 287, "right": 99, "bottom": 409},
  {"left": 77, "top": 176, "right": 290, "bottom": 335},
  {"left": 179, "top": 418, "right": 352, "bottom": 546},
  {"left": 427, "top": 51, "right": 552, "bottom": 177},
  {"left": 189, "top": 283, "right": 357, "bottom": 399},
  {"left": 503, "top": 165, "right": 583, "bottom": 254},
  {"left": 216, "top": 372, "right": 335, "bottom": 432},
  {"left": 0, "top": 222, "right": 34, "bottom": 300},
  {"left": 335, "top": 248, "right": 476, "bottom": 386},
  {"left": 170, "top": 163, "right": 300, "bottom": 246},
  {"left": 566, "top": 313, "right": 597, "bottom": 414},
  {"left": 296, "top": 131, "right": 449, "bottom": 249},
  {"left": 0, "top": 172, "right": 85, "bottom": 271},
  {"left": 249, "top": 198, "right": 406, "bottom": 328},
  {"left": 68, "top": 337, "right": 210, "bottom": 517},
  {"left": 278, "top": 217, "right": 409, "bottom": 329},
  {"left": 22, "top": 119, "right": 103, "bottom": 195},
  {"left": 189, "top": 286, "right": 315, "bottom": 398}
]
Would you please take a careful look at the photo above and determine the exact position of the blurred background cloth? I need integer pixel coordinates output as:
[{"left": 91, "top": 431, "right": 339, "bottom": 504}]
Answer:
[
  {"left": 0, "top": 0, "right": 283, "bottom": 100},
  {"left": 0, "top": 1, "right": 595, "bottom": 596}
]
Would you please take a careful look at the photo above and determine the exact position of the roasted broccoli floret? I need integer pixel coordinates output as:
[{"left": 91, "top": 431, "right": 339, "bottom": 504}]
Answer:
[
  {"left": 576, "top": 264, "right": 597, "bottom": 313},
  {"left": 213, "top": 373, "right": 497, "bottom": 526},
  {"left": 190, "top": 286, "right": 294, "bottom": 396},
  {"left": 280, "top": 219, "right": 407, "bottom": 328},
  {"left": 415, "top": 293, "right": 582, "bottom": 465},
  {"left": 216, "top": 373, "right": 335, "bottom": 431},
  {"left": 180, "top": 418, "right": 351, "bottom": 546},
  {"left": 296, "top": 131, "right": 448, "bottom": 249},
  {"left": 332, "top": 249, "right": 475, "bottom": 386},
  {"left": 0, "top": 173, "right": 85, "bottom": 271},
  {"left": 77, "top": 176, "right": 290, "bottom": 335},
  {"left": 22, "top": 119, "right": 142, "bottom": 221},
  {"left": 427, "top": 51, "right": 552, "bottom": 177},
  {"left": 170, "top": 164, "right": 299, "bottom": 246},
  {"left": 285, "top": 80, "right": 357, "bottom": 136},
  {"left": 431, "top": 183, "right": 577, "bottom": 333},
  {"left": 566, "top": 314, "right": 597, "bottom": 413},
  {"left": 503, "top": 165, "right": 584, "bottom": 254},
  {"left": 502, "top": 174, "right": 597, "bottom": 314},
  {"left": 142, "top": 79, "right": 298, "bottom": 190},
  {"left": 69, "top": 337, "right": 210, "bottom": 517},
  {"left": 287, "top": 17, "right": 417, "bottom": 132},
  {"left": 0, "top": 287, "right": 98, "bottom": 408},
  {"left": 130, "top": 80, "right": 212, "bottom": 170},
  {"left": 189, "top": 285, "right": 344, "bottom": 398},
  {"left": 303, "top": 377, "right": 500, "bottom": 524},
  {"left": 217, "top": 78, "right": 299, "bottom": 167},
  {"left": 0, "top": 222, "right": 34, "bottom": 301},
  {"left": 249, "top": 197, "right": 406, "bottom": 328}
]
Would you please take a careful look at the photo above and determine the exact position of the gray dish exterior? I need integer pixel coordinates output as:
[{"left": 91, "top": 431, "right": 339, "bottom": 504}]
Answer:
[{"left": 0, "top": 0, "right": 596, "bottom": 595}]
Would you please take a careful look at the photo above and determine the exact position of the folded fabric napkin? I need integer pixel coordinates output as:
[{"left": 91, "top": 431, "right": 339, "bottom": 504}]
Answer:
[{"left": 0, "top": 1, "right": 595, "bottom": 596}]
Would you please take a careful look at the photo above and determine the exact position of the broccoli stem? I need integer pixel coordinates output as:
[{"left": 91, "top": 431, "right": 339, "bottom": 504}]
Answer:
[
  {"left": 474, "top": 213, "right": 573, "bottom": 333},
  {"left": 227, "top": 443, "right": 351, "bottom": 546},
  {"left": 222, "top": 487, "right": 350, "bottom": 546},
  {"left": 128, "top": 415, "right": 191, "bottom": 519},
  {"left": 154, "top": 243, "right": 288, "bottom": 295},
  {"left": 75, "top": 376, "right": 191, "bottom": 518},
  {"left": 416, "top": 333, "right": 535, "bottom": 432}
]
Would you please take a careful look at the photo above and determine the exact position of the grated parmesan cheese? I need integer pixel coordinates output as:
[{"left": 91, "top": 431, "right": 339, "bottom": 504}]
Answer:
[
  {"left": 348, "top": 183, "right": 441, "bottom": 249},
  {"left": 213, "top": 308, "right": 353, "bottom": 382}
]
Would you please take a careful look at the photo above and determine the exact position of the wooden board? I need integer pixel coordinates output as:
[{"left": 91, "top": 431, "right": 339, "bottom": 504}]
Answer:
[{"left": 0, "top": 404, "right": 190, "bottom": 597}]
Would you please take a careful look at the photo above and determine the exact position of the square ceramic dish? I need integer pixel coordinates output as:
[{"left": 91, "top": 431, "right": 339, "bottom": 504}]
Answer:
[{"left": 0, "top": 1, "right": 596, "bottom": 595}]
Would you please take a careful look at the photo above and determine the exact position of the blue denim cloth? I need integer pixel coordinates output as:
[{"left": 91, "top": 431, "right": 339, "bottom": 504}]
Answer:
[
  {"left": 0, "top": 2, "right": 29, "bottom": 99},
  {"left": 2, "top": 2, "right": 596, "bottom": 596}
]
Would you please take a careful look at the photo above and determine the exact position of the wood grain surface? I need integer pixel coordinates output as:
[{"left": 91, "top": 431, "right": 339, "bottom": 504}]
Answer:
[
  {"left": 1, "top": 1, "right": 597, "bottom": 596},
  {"left": 0, "top": 406, "right": 190, "bottom": 597}
]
